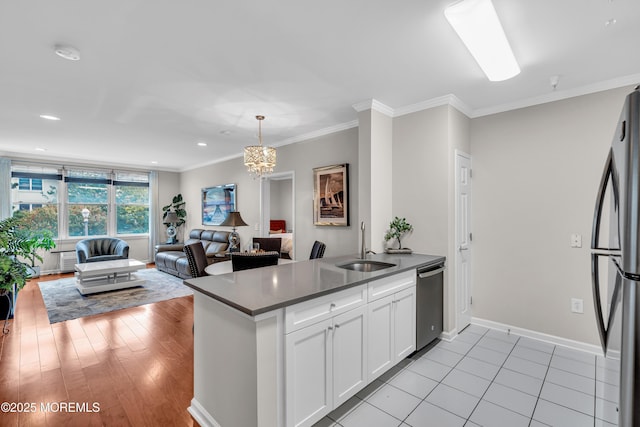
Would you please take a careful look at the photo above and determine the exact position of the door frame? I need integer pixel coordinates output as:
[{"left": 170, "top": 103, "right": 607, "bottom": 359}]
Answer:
[{"left": 260, "top": 171, "right": 296, "bottom": 255}]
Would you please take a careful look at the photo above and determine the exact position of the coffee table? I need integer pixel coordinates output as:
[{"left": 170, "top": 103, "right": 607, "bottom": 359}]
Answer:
[{"left": 75, "top": 259, "right": 146, "bottom": 295}]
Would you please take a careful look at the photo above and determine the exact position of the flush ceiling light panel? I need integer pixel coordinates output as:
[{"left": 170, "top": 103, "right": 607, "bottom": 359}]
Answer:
[
  {"left": 54, "top": 44, "right": 81, "bottom": 61},
  {"left": 444, "top": 0, "right": 520, "bottom": 81}
]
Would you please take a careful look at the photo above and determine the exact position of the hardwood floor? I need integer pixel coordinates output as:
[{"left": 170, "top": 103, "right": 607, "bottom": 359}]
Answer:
[{"left": 0, "top": 269, "right": 196, "bottom": 426}]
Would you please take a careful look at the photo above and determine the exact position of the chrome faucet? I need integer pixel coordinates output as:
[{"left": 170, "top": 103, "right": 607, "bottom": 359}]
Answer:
[
  {"left": 360, "top": 222, "right": 376, "bottom": 259},
  {"left": 361, "top": 222, "right": 366, "bottom": 259}
]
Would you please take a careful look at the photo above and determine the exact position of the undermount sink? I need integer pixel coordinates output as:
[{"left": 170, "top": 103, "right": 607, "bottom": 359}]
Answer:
[{"left": 336, "top": 260, "right": 396, "bottom": 272}]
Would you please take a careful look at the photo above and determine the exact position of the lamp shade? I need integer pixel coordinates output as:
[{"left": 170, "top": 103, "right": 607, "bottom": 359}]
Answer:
[
  {"left": 164, "top": 211, "right": 180, "bottom": 225},
  {"left": 220, "top": 211, "right": 248, "bottom": 228}
]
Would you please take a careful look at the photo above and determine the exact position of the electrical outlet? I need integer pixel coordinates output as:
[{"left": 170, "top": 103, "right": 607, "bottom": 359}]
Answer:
[
  {"left": 571, "top": 298, "right": 584, "bottom": 314},
  {"left": 570, "top": 233, "right": 582, "bottom": 248}
]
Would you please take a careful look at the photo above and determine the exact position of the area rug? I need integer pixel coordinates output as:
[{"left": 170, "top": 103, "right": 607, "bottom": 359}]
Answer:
[{"left": 38, "top": 268, "right": 193, "bottom": 323}]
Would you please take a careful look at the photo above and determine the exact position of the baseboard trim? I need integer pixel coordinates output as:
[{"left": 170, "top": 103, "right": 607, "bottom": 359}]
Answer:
[
  {"left": 470, "top": 317, "right": 604, "bottom": 357},
  {"left": 188, "top": 398, "right": 221, "bottom": 427},
  {"left": 439, "top": 328, "right": 458, "bottom": 342}
]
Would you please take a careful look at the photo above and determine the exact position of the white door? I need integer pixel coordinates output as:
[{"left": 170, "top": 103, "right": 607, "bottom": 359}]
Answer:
[
  {"left": 393, "top": 287, "right": 416, "bottom": 361},
  {"left": 455, "top": 151, "right": 473, "bottom": 332},
  {"left": 332, "top": 306, "right": 367, "bottom": 407},
  {"left": 285, "top": 318, "right": 332, "bottom": 427}
]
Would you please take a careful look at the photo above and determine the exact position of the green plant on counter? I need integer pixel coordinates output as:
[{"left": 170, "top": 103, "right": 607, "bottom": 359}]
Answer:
[{"left": 384, "top": 217, "right": 413, "bottom": 249}]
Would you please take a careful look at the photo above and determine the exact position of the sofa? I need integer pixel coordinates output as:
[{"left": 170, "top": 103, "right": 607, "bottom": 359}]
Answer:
[
  {"left": 155, "top": 229, "right": 231, "bottom": 278},
  {"left": 76, "top": 238, "right": 129, "bottom": 263}
]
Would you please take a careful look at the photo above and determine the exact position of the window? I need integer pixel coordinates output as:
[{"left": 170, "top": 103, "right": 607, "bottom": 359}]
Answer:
[
  {"left": 66, "top": 169, "right": 110, "bottom": 237},
  {"left": 11, "top": 165, "right": 60, "bottom": 238},
  {"left": 114, "top": 172, "right": 150, "bottom": 235},
  {"left": 10, "top": 163, "right": 150, "bottom": 239}
]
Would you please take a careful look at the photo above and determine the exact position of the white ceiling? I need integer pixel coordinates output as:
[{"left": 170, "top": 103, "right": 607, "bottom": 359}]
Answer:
[{"left": 1, "top": 0, "right": 639, "bottom": 172}]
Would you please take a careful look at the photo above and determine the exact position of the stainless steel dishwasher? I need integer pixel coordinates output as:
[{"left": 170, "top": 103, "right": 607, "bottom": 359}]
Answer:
[{"left": 416, "top": 261, "right": 445, "bottom": 351}]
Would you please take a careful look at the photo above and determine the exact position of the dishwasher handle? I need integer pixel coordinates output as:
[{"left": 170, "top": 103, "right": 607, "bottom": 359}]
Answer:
[{"left": 418, "top": 265, "right": 445, "bottom": 279}]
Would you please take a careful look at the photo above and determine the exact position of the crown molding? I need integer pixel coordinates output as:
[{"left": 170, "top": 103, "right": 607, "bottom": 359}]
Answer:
[
  {"left": 352, "top": 99, "right": 394, "bottom": 116},
  {"left": 471, "top": 73, "right": 640, "bottom": 118},
  {"left": 275, "top": 120, "right": 359, "bottom": 147},
  {"left": 393, "top": 94, "right": 473, "bottom": 118},
  {"left": 181, "top": 120, "right": 360, "bottom": 173}
]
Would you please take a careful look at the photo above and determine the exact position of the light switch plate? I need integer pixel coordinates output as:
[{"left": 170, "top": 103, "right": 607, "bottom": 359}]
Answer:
[{"left": 571, "top": 298, "right": 584, "bottom": 314}]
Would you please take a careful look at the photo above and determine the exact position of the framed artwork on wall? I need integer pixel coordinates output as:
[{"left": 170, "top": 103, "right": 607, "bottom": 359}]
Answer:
[
  {"left": 202, "top": 183, "right": 236, "bottom": 226},
  {"left": 313, "top": 163, "right": 349, "bottom": 226}
]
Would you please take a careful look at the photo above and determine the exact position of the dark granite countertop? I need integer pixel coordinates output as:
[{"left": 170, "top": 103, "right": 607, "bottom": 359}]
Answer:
[{"left": 183, "top": 252, "right": 445, "bottom": 316}]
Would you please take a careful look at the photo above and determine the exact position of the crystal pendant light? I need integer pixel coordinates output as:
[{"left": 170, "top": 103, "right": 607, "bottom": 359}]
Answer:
[{"left": 244, "top": 115, "right": 276, "bottom": 178}]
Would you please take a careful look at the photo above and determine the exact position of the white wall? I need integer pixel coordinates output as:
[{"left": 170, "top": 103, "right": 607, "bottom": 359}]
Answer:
[
  {"left": 180, "top": 127, "right": 359, "bottom": 260},
  {"left": 470, "top": 86, "right": 632, "bottom": 345}
]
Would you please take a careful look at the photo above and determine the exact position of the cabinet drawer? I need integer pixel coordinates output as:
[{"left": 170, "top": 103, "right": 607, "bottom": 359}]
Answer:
[
  {"left": 285, "top": 285, "right": 366, "bottom": 333},
  {"left": 367, "top": 270, "right": 415, "bottom": 302}
]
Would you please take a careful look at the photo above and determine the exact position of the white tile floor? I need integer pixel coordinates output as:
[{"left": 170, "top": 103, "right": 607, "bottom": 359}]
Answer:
[{"left": 313, "top": 325, "right": 620, "bottom": 427}]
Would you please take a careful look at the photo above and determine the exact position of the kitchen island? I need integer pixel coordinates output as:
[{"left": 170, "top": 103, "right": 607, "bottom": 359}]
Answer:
[{"left": 184, "top": 252, "right": 444, "bottom": 427}]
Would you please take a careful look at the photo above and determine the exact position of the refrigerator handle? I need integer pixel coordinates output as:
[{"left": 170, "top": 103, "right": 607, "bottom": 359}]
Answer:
[
  {"left": 591, "top": 253, "right": 608, "bottom": 353},
  {"left": 591, "top": 148, "right": 618, "bottom": 251}
]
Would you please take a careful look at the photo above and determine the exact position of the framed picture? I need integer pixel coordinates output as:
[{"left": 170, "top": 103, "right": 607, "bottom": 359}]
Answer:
[
  {"left": 313, "top": 163, "right": 349, "bottom": 226},
  {"left": 202, "top": 183, "right": 236, "bottom": 226}
]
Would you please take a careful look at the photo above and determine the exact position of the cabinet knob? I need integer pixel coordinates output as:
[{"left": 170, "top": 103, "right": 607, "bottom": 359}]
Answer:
[
  {"left": 327, "top": 326, "right": 333, "bottom": 331},
  {"left": 334, "top": 324, "right": 340, "bottom": 329}
]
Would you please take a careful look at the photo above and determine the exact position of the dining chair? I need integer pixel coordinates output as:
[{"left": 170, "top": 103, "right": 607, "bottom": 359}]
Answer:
[
  {"left": 184, "top": 242, "right": 209, "bottom": 278},
  {"left": 231, "top": 251, "right": 280, "bottom": 272},
  {"left": 309, "top": 241, "right": 326, "bottom": 259},
  {"left": 252, "top": 237, "right": 282, "bottom": 256}
]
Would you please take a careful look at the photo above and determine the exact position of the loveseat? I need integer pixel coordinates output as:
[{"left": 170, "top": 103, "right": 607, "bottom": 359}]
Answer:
[
  {"left": 76, "top": 238, "right": 129, "bottom": 263},
  {"left": 155, "top": 229, "right": 231, "bottom": 278}
]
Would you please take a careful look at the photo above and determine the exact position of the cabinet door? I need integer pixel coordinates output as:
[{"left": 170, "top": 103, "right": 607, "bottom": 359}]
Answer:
[
  {"left": 367, "top": 295, "right": 394, "bottom": 381},
  {"left": 285, "top": 318, "right": 333, "bottom": 427},
  {"left": 332, "top": 305, "right": 368, "bottom": 407},
  {"left": 393, "top": 287, "right": 416, "bottom": 361}
]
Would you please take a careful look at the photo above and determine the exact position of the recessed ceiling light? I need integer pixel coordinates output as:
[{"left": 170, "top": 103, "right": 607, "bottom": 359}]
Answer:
[
  {"left": 197, "top": 142, "right": 207, "bottom": 147},
  {"left": 35, "top": 147, "right": 47, "bottom": 152},
  {"left": 151, "top": 161, "right": 158, "bottom": 165},
  {"left": 54, "top": 44, "right": 81, "bottom": 61},
  {"left": 39, "top": 114, "right": 60, "bottom": 121}
]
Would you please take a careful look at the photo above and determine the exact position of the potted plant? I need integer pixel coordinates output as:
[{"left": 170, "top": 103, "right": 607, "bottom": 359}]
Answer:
[
  {"left": 16, "top": 229, "right": 56, "bottom": 278},
  {"left": 384, "top": 216, "right": 413, "bottom": 254},
  {"left": 0, "top": 217, "right": 31, "bottom": 329}
]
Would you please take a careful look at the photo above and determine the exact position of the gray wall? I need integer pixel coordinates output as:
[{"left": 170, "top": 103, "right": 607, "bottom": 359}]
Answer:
[
  {"left": 391, "top": 104, "right": 470, "bottom": 333},
  {"left": 180, "top": 127, "right": 359, "bottom": 260},
  {"left": 470, "top": 86, "right": 632, "bottom": 345}
]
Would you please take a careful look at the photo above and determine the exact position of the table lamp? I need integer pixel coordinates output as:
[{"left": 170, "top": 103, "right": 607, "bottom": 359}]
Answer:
[
  {"left": 163, "top": 211, "right": 180, "bottom": 244},
  {"left": 220, "top": 211, "right": 248, "bottom": 252}
]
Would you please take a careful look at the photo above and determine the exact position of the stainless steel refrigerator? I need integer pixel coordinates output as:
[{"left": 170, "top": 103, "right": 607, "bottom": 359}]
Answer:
[{"left": 592, "top": 85, "right": 640, "bottom": 427}]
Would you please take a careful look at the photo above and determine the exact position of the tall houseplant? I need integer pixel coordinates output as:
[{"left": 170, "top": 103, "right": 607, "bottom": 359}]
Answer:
[
  {"left": 17, "top": 230, "right": 56, "bottom": 278},
  {"left": 0, "top": 217, "right": 31, "bottom": 332}
]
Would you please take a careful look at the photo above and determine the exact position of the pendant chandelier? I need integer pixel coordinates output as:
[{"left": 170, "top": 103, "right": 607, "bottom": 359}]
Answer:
[{"left": 244, "top": 115, "right": 276, "bottom": 178}]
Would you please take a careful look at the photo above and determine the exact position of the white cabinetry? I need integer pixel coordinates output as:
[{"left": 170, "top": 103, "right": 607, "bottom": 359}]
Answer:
[
  {"left": 285, "top": 286, "right": 368, "bottom": 427},
  {"left": 367, "top": 270, "right": 416, "bottom": 381}
]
